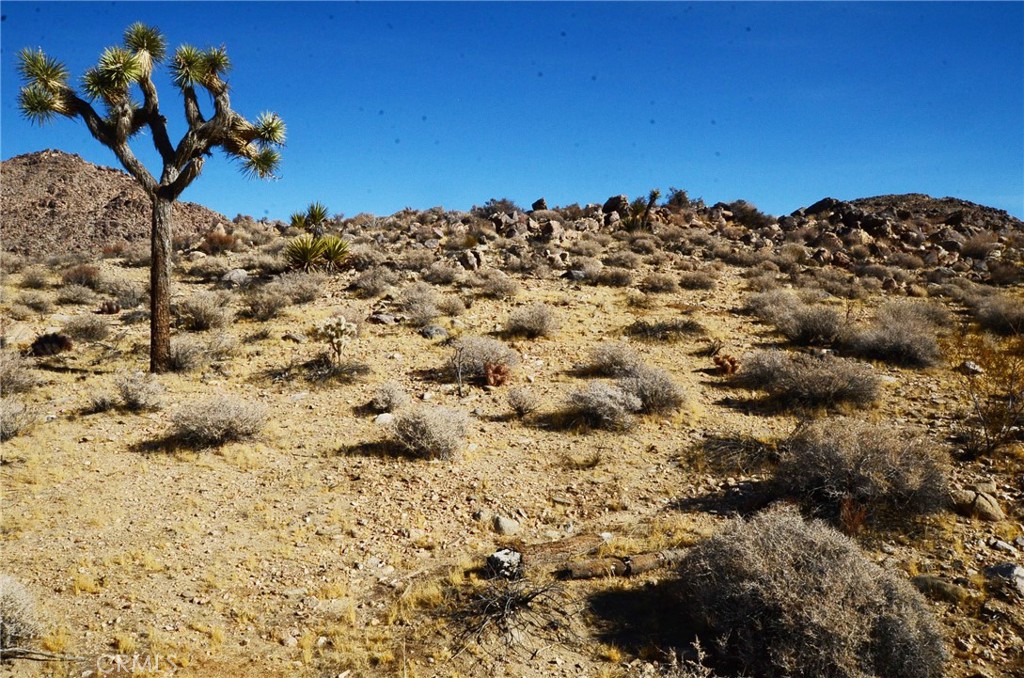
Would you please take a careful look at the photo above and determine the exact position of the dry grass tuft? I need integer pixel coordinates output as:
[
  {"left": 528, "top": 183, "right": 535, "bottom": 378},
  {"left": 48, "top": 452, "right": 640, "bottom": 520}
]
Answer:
[{"left": 169, "top": 396, "right": 267, "bottom": 448}]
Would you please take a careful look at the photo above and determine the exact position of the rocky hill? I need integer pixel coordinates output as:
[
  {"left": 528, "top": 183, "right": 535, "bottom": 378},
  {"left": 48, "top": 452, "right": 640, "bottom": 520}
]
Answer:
[{"left": 0, "top": 150, "right": 229, "bottom": 257}]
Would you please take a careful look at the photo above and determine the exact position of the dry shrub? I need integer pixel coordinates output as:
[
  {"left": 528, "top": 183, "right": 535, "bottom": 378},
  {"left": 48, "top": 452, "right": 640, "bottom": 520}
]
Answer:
[
  {"left": 776, "top": 304, "right": 843, "bottom": 346},
  {"left": 103, "top": 280, "right": 148, "bottom": 309},
  {"left": 0, "top": 398, "right": 31, "bottom": 441},
  {"left": 62, "top": 315, "right": 110, "bottom": 342},
  {"left": 566, "top": 381, "right": 641, "bottom": 431},
  {"left": 624, "top": 319, "right": 706, "bottom": 342},
  {"left": 471, "top": 268, "right": 520, "bottom": 299},
  {"left": 56, "top": 284, "right": 96, "bottom": 305},
  {"left": 0, "top": 351, "right": 36, "bottom": 394},
  {"left": 961, "top": 231, "right": 999, "bottom": 259},
  {"left": 505, "top": 303, "right": 560, "bottom": 338},
  {"left": 507, "top": 386, "right": 539, "bottom": 418},
  {"left": 641, "top": 273, "right": 680, "bottom": 294},
  {"left": 584, "top": 342, "right": 642, "bottom": 377},
  {"left": 437, "top": 295, "right": 467, "bottom": 317},
  {"left": 275, "top": 271, "right": 324, "bottom": 304},
  {"left": 0, "top": 573, "right": 41, "bottom": 650},
  {"left": 674, "top": 507, "right": 945, "bottom": 678},
  {"left": 736, "top": 350, "right": 880, "bottom": 409},
  {"left": 619, "top": 364, "right": 686, "bottom": 414},
  {"left": 973, "top": 294, "right": 1024, "bottom": 335},
  {"left": 603, "top": 251, "right": 642, "bottom": 268},
  {"left": 595, "top": 267, "right": 634, "bottom": 287},
  {"left": 390, "top": 406, "right": 468, "bottom": 459},
  {"left": 398, "top": 248, "right": 437, "bottom": 272},
  {"left": 353, "top": 266, "right": 402, "bottom": 297},
  {"left": 18, "top": 265, "right": 50, "bottom": 289},
  {"left": 15, "top": 291, "right": 52, "bottom": 314},
  {"left": 843, "top": 301, "right": 943, "bottom": 367},
  {"left": 170, "top": 396, "right": 267, "bottom": 448},
  {"left": 115, "top": 371, "right": 164, "bottom": 412},
  {"left": 167, "top": 339, "right": 208, "bottom": 373},
  {"left": 121, "top": 243, "right": 151, "bottom": 267},
  {"left": 0, "top": 253, "right": 25, "bottom": 274},
  {"left": 370, "top": 382, "right": 410, "bottom": 413},
  {"left": 60, "top": 263, "right": 103, "bottom": 290},
  {"left": 422, "top": 260, "right": 465, "bottom": 286},
  {"left": 775, "top": 419, "right": 949, "bottom": 525},
  {"left": 175, "top": 292, "right": 233, "bottom": 331},
  {"left": 743, "top": 289, "right": 801, "bottom": 325},
  {"left": 948, "top": 331, "right": 1024, "bottom": 457},
  {"left": 398, "top": 282, "right": 441, "bottom": 327},
  {"left": 447, "top": 337, "right": 520, "bottom": 384},
  {"left": 242, "top": 286, "right": 292, "bottom": 321},
  {"left": 677, "top": 271, "right": 718, "bottom": 291}
]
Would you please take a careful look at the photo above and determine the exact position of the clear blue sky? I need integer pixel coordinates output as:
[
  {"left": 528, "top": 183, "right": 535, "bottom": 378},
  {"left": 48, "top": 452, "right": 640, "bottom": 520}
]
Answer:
[{"left": 2, "top": 2, "right": 1022, "bottom": 220}]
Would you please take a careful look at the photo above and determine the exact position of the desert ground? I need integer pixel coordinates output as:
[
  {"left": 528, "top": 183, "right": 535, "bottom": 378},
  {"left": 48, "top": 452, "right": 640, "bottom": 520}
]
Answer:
[{"left": 2, "top": 184, "right": 1023, "bottom": 677}]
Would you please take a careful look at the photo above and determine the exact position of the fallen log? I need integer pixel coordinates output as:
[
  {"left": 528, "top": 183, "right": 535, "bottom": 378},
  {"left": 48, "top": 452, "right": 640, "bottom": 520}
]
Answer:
[{"left": 559, "top": 548, "right": 689, "bottom": 580}]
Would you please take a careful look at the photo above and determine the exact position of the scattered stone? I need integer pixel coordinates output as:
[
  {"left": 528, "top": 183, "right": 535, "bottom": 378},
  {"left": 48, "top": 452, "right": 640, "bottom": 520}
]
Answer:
[
  {"left": 373, "top": 413, "right": 395, "bottom": 426},
  {"left": 221, "top": 268, "right": 249, "bottom": 287},
  {"left": 419, "top": 325, "right": 448, "bottom": 340},
  {"left": 486, "top": 548, "right": 523, "bottom": 579},
  {"left": 282, "top": 332, "right": 307, "bottom": 343},
  {"left": 951, "top": 489, "right": 1005, "bottom": 522},
  {"left": 982, "top": 562, "right": 1024, "bottom": 597},
  {"left": 493, "top": 515, "right": 521, "bottom": 536},
  {"left": 368, "top": 313, "right": 397, "bottom": 325},
  {"left": 959, "top": 360, "right": 985, "bottom": 375}
]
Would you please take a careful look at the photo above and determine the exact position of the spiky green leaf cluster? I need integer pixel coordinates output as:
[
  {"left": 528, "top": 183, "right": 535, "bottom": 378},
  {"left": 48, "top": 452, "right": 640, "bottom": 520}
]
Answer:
[
  {"left": 170, "top": 44, "right": 231, "bottom": 89},
  {"left": 284, "top": 234, "right": 349, "bottom": 273},
  {"left": 285, "top": 234, "right": 328, "bottom": 272},
  {"left": 253, "top": 112, "right": 287, "bottom": 146},
  {"left": 17, "top": 48, "right": 72, "bottom": 124},
  {"left": 82, "top": 46, "right": 143, "bottom": 102},
  {"left": 123, "top": 22, "right": 167, "bottom": 62},
  {"left": 18, "top": 48, "right": 69, "bottom": 92},
  {"left": 240, "top": 147, "right": 282, "bottom": 180},
  {"left": 306, "top": 202, "right": 330, "bottom": 226}
]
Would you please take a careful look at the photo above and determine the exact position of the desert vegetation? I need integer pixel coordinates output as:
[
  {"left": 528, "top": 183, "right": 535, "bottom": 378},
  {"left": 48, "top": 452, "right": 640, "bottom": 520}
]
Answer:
[{"left": 1, "top": 175, "right": 1023, "bottom": 677}]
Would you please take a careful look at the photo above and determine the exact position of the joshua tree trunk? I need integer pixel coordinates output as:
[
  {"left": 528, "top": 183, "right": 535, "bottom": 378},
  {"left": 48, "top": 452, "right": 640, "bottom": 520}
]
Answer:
[{"left": 149, "top": 195, "right": 174, "bottom": 372}]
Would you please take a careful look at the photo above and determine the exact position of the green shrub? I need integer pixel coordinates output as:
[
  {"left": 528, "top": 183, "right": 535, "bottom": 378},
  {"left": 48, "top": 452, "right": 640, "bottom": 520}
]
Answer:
[
  {"left": 674, "top": 507, "right": 945, "bottom": 678},
  {"left": 284, "top": 233, "right": 326, "bottom": 272}
]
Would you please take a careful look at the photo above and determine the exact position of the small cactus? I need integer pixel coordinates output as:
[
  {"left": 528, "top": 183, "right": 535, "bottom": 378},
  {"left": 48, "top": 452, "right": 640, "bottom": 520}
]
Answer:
[
  {"left": 98, "top": 300, "right": 121, "bottom": 314},
  {"left": 714, "top": 354, "right": 740, "bottom": 375}
]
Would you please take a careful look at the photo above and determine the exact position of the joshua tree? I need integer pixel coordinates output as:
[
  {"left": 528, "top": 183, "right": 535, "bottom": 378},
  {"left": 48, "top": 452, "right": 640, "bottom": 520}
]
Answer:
[{"left": 17, "top": 23, "right": 285, "bottom": 372}]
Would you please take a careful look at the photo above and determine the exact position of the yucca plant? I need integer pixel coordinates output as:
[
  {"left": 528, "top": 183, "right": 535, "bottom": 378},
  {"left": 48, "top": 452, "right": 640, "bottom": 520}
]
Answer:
[
  {"left": 16, "top": 23, "right": 285, "bottom": 372},
  {"left": 319, "top": 234, "right": 349, "bottom": 272},
  {"left": 285, "top": 234, "right": 327, "bottom": 272}
]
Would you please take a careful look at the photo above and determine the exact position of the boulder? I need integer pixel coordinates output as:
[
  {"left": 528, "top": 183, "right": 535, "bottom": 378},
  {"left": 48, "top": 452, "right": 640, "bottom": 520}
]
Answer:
[
  {"left": 531, "top": 198, "right": 548, "bottom": 211},
  {"left": 602, "top": 195, "right": 629, "bottom": 215},
  {"left": 951, "top": 489, "right": 1005, "bottom": 522}
]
